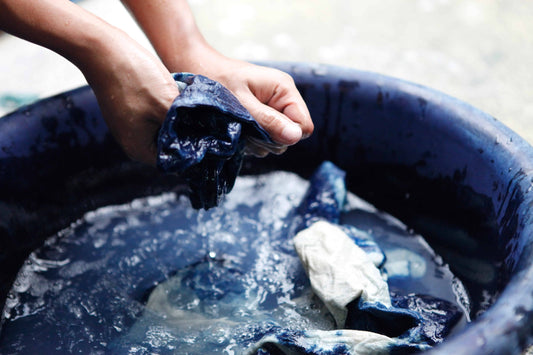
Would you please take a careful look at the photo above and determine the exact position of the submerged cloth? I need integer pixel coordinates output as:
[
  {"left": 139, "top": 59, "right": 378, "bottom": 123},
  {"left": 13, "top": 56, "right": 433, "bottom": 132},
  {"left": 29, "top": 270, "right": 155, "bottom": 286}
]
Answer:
[
  {"left": 294, "top": 161, "right": 386, "bottom": 267},
  {"left": 294, "top": 221, "right": 391, "bottom": 329},
  {"left": 130, "top": 161, "right": 461, "bottom": 354},
  {"left": 253, "top": 162, "right": 462, "bottom": 354},
  {"left": 157, "top": 73, "right": 273, "bottom": 209},
  {"left": 291, "top": 220, "right": 463, "bottom": 354}
]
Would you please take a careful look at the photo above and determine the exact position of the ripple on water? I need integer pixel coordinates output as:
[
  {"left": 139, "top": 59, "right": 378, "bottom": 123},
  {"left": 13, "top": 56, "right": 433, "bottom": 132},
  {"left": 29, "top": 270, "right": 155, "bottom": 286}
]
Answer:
[{"left": 0, "top": 171, "right": 471, "bottom": 354}]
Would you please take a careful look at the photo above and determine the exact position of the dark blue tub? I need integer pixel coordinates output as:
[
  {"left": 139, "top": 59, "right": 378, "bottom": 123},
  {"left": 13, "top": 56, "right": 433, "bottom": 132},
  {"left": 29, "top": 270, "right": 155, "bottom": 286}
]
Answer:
[{"left": 1, "top": 62, "right": 533, "bottom": 354}]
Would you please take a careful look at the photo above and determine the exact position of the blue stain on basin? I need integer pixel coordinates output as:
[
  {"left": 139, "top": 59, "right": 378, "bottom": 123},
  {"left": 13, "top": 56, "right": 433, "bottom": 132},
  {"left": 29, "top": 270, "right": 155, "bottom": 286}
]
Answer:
[{"left": 1, "top": 62, "right": 533, "bottom": 354}]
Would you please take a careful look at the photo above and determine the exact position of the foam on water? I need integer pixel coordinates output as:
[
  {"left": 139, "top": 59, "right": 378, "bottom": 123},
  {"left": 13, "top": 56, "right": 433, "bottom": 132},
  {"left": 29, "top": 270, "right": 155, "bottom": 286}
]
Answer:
[{"left": 0, "top": 171, "right": 470, "bottom": 354}]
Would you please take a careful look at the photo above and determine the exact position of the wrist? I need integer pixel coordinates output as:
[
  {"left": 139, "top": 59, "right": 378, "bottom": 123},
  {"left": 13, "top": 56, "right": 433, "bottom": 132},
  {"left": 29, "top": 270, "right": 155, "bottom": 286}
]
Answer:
[
  {"left": 160, "top": 41, "right": 225, "bottom": 75},
  {"left": 72, "top": 27, "right": 128, "bottom": 79},
  {"left": 121, "top": 0, "right": 229, "bottom": 76}
]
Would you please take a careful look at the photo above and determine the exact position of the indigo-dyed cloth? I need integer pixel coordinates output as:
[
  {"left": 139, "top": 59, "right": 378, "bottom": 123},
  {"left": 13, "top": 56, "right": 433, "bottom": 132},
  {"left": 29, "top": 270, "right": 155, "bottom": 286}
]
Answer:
[
  {"left": 288, "top": 162, "right": 462, "bottom": 354},
  {"left": 157, "top": 73, "right": 273, "bottom": 209},
  {"left": 293, "top": 161, "right": 386, "bottom": 267},
  {"left": 296, "top": 161, "right": 347, "bottom": 227},
  {"left": 109, "top": 162, "right": 462, "bottom": 354}
]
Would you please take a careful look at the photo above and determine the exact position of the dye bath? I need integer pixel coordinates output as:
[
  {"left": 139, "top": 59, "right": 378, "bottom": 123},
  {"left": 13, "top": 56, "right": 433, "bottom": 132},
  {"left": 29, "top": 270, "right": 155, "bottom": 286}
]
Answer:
[{"left": 0, "top": 169, "right": 471, "bottom": 354}]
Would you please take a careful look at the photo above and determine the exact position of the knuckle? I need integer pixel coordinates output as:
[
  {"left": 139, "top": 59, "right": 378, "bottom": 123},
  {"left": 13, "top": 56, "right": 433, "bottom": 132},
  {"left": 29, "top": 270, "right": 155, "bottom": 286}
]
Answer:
[
  {"left": 274, "top": 69, "right": 294, "bottom": 83},
  {"left": 260, "top": 112, "right": 283, "bottom": 128},
  {"left": 282, "top": 72, "right": 295, "bottom": 85}
]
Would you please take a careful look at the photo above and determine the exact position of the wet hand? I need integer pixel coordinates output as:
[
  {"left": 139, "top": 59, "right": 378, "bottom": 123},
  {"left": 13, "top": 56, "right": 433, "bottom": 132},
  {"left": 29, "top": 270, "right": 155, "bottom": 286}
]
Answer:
[
  {"left": 165, "top": 50, "right": 314, "bottom": 157},
  {"left": 121, "top": 0, "right": 313, "bottom": 157},
  {"left": 208, "top": 61, "right": 313, "bottom": 157},
  {"left": 79, "top": 32, "right": 180, "bottom": 166}
]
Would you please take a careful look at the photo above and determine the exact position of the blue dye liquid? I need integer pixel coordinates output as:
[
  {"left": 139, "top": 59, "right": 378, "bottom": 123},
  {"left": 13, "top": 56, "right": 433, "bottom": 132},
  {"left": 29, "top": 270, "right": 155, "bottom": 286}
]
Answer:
[{"left": 0, "top": 171, "right": 470, "bottom": 354}]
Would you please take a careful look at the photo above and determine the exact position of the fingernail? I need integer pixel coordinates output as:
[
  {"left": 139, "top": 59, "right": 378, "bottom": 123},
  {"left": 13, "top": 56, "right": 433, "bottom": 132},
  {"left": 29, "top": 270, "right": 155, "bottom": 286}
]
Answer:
[{"left": 280, "top": 123, "right": 302, "bottom": 143}]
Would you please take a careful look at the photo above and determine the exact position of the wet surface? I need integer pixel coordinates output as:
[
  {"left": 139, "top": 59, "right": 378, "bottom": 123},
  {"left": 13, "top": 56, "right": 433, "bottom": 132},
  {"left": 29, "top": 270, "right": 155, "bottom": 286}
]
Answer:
[{"left": 0, "top": 169, "right": 470, "bottom": 354}]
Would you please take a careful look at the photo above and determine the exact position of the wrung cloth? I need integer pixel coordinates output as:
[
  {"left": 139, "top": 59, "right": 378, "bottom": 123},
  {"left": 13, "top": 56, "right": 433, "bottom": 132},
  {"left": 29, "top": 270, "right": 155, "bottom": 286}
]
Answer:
[{"left": 157, "top": 73, "right": 273, "bottom": 209}]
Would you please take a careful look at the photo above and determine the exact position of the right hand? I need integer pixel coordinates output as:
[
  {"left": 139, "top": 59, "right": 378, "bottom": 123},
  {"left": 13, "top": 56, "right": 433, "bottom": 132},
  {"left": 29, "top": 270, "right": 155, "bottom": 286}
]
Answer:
[{"left": 79, "top": 30, "right": 180, "bottom": 166}]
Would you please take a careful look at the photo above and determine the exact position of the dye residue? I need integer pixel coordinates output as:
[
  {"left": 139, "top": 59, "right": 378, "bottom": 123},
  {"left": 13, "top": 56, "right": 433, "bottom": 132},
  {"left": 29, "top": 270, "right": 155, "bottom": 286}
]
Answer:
[{"left": 0, "top": 171, "right": 470, "bottom": 354}]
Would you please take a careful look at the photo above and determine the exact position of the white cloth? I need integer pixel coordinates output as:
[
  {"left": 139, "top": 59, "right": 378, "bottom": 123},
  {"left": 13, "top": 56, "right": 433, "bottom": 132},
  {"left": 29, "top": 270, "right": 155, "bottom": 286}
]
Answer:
[
  {"left": 293, "top": 221, "right": 391, "bottom": 328},
  {"left": 247, "top": 329, "right": 395, "bottom": 355}
]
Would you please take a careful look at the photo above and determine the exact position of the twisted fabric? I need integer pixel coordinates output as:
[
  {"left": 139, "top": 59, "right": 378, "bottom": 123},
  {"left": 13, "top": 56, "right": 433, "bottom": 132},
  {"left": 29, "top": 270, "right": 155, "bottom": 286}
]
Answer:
[{"left": 157, "top": 73, "right": 273, "bottom": 209}]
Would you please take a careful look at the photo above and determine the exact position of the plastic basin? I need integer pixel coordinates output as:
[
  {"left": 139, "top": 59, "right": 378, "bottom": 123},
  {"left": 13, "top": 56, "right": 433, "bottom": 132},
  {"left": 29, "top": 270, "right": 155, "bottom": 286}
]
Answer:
[{"left": 1, "top": 62, "right": 533, "bottom": 354}]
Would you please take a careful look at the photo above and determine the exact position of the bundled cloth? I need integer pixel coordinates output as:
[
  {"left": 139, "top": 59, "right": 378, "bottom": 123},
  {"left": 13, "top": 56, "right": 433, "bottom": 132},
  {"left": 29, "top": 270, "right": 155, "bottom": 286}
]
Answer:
[{"left": 157, "top": 73, "right": 273, "bottom": 209}]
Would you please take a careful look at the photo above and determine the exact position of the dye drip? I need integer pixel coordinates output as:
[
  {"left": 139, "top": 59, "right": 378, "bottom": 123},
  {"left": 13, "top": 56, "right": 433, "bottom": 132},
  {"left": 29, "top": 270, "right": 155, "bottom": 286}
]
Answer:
[{"left": 0, "top": 165, "right": 470, "bottom": 354}]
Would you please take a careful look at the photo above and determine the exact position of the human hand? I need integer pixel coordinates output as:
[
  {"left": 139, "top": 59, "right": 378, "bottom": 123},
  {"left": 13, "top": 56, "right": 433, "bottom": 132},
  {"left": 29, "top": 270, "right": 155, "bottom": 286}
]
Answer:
[
  {"left": 78, "top": 31, "right": 180, "bottom": 166},
  {"left": 122, "top": 0, "right": 313, "bottom": 157},
  {"left": 163, "top": 49, "right": 313, "bottom": 157},
  {"left": 208, "top": 60, "right": 314, "bottom": 157},
  {"left": 0, "top": 0, "right": 181, "bottom": 166}
]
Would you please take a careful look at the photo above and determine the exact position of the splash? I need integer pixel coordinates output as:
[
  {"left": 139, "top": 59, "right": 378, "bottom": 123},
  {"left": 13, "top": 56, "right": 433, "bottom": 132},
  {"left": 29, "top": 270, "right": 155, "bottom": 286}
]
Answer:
[{"left": 0, "top": 169, "right": 469, "bottom": 354}]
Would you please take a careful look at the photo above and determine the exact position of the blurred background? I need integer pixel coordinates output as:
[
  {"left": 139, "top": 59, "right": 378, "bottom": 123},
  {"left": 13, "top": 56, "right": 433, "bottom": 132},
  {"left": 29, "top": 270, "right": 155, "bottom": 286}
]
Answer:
[{"left": 1, "top": 0, "right": 532, "bottom": 143}]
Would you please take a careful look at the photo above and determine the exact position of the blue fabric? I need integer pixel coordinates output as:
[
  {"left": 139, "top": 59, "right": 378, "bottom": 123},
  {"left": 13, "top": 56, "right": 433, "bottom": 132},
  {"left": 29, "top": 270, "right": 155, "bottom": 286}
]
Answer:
[
  {"left": 285, "top": 161, "right": 462, "bottom": 353},
  {"left": 345, "top": 294, "right": 462, "bottom": 346},
  {"left": 296, "top": 161, "right": 346, "bottom": 227},
  {"left": 157, "top": 73, "right": 273, "bottom": 209},
  {"left": 294, "top": 161, "right": 386, "bottom": 266},
  {"left": 391, "top": 293, "right": 462, "bottom": 346}
]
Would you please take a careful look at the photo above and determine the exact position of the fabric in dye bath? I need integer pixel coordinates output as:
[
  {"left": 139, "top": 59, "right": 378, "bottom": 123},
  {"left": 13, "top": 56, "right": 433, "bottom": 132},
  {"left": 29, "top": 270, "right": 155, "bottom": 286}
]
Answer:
[
  {"left": 0, "top": 163, "right": 470, "bottom": 354},
  {"left": 293, "top": 161, "right": 386, "bottom": 267},
  {"left": 157, "top": 73, "right": 273, "bottom": 210},
  {"left": 254, "top": 163, "right": 462, "bottom": 354},
  {"left": 118, "top": 162, "right": 463, "bottom": 354}
]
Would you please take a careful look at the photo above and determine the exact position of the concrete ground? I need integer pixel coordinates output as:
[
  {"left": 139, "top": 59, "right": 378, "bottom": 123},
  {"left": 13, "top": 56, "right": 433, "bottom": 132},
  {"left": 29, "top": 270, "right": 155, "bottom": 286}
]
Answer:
[{"left": 1, "top": 0, "right": 532, "bottom": 144}]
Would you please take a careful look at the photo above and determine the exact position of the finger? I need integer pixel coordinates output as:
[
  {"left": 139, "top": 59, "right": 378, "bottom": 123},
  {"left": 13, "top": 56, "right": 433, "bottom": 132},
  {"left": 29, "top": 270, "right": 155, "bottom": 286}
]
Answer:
[
  {"left": 244, "top": 145, "right": 270, "bottom": 158},
  {"left": 246, "top": 136, "right": 288, "bottom": 156},
  {"left": 246, "top": 136, "right": 286, "bottom": 151},
  {"left": 239, "top": 92, "right": 302, "bottom": 145},
  {"left": 143, "top": 139, "right": 159, "bottom": 166},
  {"left": 249, "top": 70, "right": 314, "bottom": 139},
  {"left": 279, "top": 100, "right": 313, "bottom": 139},
  {"left": 245, "top": 145, "right": 287, "bottom": 157}
]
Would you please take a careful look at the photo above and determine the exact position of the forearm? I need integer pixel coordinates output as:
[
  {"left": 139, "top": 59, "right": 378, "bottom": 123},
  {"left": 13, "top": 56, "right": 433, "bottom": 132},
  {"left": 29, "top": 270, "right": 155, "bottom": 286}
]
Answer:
[
  {"left": 0, "top": 0, "right": 118, "bottom": 72},
  {"left": 0, "top": 0, "right": 181, "bottom": 165},
  {"left": 121, "top": 0, "right": 222, "bottom": 74}
]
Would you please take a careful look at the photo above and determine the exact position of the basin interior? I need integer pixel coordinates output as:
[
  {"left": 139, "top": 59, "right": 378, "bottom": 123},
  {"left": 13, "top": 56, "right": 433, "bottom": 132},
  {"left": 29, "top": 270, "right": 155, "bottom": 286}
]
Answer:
[{"left": 1, "top": 62, "right": 533, "bottom": 354}]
